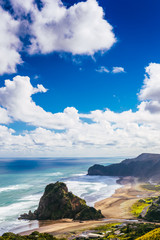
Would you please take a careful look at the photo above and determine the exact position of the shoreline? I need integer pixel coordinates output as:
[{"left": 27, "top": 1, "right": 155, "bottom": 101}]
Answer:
[
  {"left": 16, "top": 177, "right": 159, "bottom": 236},
  {"left": 95, "top": 176, "right": 160, "bottom": 220}
]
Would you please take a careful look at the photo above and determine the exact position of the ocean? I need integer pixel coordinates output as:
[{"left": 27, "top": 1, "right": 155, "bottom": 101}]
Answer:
[{"left": 0, "top": 158, "right": 121, "bottom": 235}]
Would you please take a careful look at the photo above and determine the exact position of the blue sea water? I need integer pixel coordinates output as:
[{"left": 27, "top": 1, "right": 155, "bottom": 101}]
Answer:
[{"left": 0, "top": 158, "right": 121, "bottom": 235}]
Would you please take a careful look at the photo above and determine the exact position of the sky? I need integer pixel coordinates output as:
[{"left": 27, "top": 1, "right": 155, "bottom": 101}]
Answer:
[{"left": 0, "top": 0, "right": 160, "bottom": 158}]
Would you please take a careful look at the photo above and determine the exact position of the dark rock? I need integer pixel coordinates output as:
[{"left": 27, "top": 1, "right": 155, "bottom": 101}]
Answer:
[
  {"left": 74, "top": 206, "right": 103, "bottom": 220},
  {"left": 19, "top": 182, "right": 104, "bottom": 221},
  {"left": 88, "top": 153, "right": 160, "bottom": 181}
]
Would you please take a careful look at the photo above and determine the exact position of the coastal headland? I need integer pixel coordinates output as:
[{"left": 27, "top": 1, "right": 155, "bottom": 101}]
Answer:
[
  {"left": 19, "top": 178, "right": 160, "bottom": 237},
  {"left": 18, "top": 153, "right": 160, "bottom": 237}
]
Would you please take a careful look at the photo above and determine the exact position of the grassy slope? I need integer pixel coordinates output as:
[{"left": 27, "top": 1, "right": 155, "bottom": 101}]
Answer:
[
  {"left": 91, "top": 222, "right": 159, "bottom": 240},
  {"left": 141, "top": 184, "right": 160, "bottom": 191},
  {"left": 136, "top": 228, "right": 160, "bottom": 240},
  {"left": 131, "top": 197, "right": 158, "bottom": 217}
]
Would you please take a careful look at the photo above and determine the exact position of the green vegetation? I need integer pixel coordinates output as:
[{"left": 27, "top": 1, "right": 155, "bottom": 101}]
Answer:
[
  {"left": 144, "top": 202, "right": 160, "bottom": 222},
  {"left": 0, "top": 231, "right": 66, "bottom": 240},
  {"left": 104, "top": 223, "right": 158, "bottom": 240},
  {"left": 74, "top": 206, "right": 103, "bottom": 220},
  {"left": 93, "top": 222, "right": 121, "bottom": 231},
  {"left": 136, "top": 228, "right": 160, "bottom": 240},
  {"left": 131, "top": 197, "right": 158, "bottom": 217},
  {"left": 141, "top": 184, "right": 160, "bottom": 191},
  {"left": 130, "top": 196, "right": 160, "bottom": 222},
  {"left": 90, "top": 223, "right": 159, "bottom": 240},
  {"left": 131, "top": 200, "right": 149, "bottom": 217},
  {"left": 1, "top": 223, "right": 160, "bottom": 240}
]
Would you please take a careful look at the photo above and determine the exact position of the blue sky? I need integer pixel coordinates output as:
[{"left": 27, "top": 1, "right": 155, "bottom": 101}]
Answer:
[
  {"left": 4, "top": 0, "right": 160, "bottom": 113},
  {"left": 0, "top": 0, "right": 160, "bottom": 157}
]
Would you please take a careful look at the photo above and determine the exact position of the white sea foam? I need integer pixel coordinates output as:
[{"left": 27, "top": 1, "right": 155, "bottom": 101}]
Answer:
[
  {"left": 71, "top": 172, "right": 87, "bottom": 177},
  {"left": 0, "top": 184, "right": 32, "bottom": 193},
  {"left": 0, "top": 219, "right": 39, "bottom": 235},
  {"left": 20, "top": 194, "right": 42, "bottom": 201},
  {"left": 0, "top": 201, "right": 37, "bottom": 220},
  {"left": 45, "top": 172, "right": 63, "bottom": 177},
  {"left": 0, "top": 193, "right": 41, "bottom": 235},
  {"left": 0, "top": 193, "right": 41, "bottom": 222},
  {"left": 64, "top": 175, "right": 120, "bottom": 206}
]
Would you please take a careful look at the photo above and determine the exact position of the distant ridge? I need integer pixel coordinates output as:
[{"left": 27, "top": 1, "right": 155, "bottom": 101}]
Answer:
[{"left": 88, "top": 153, "right": 160, "bottom": 182}]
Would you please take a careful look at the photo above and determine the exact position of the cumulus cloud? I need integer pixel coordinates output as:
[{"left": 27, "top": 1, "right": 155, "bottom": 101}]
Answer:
[
  {"left": 0, "top": 6, "right": 22, "bottom": 75},
  {"left": 0, "top": 107, "right": 11, "bottom": 124},
  {"left": 0, "top": 63, "right": 160, "bottom": 157},
  {"left": 0, "top": 0, "right": 116, "bottom": 75},
  {"left": 139, "top": 63, "right": 160, "bottom": 113},
  {"left": 139, "top": 63, "right": 160, "bottom": 102},
  {"left": 28, "top": 0, "right": 116, "bottom": 55},
  {"left": 96, "top": 66, "right": 109, "bottom": 73},
  {"left": 112, "top": 67, "right": 125, "bottom": 73},
  {"left": 9, "top": 0, "right": 34, "bottom": 15},
  {"left": 0, "top": 75, "right": 81, "bottom": 129},
  {"left": 0, "top": 107, "right": 160, "bottom": 157}
]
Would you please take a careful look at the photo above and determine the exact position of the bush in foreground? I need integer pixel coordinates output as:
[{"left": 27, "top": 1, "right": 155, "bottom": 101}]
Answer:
[
  {"left": 0, "top": 231, "right": 66, "bottom": 240},
  {"left": 136, "top": 227, "right": 160, "bottom": 240}
]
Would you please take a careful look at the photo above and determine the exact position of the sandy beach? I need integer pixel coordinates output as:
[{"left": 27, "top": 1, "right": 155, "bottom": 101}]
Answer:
[
  {"left": 19, "top": 179, "right": 159, "bottom": 237},
  {"left": 95, "top": 180, "right": 159, "bottom": 219},
  {"left": 20, "top": 219, "right": 109, "bottom": 237}
]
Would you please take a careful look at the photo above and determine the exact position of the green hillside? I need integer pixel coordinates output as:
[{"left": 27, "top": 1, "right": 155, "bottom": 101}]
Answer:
[{"left": 136, "top": 228, "right": 160, "bottom": 240}]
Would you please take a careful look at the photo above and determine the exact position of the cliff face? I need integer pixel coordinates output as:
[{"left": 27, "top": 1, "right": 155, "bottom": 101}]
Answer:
[
  {"left": 19, "top": 182, "right": 104, "bottom": 221},
  {"left": 88, "top": 153, "right": 160, "bottom": 181}
]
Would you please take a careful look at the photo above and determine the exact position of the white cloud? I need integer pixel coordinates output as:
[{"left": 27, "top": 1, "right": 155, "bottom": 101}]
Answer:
[
  {"left": 0, "top": 125, "right": 35, "bottom": 153},
  {"left": 138, "top": 63, "right": 160, "bottom": 114},
  {"left": 0, "top": 0, "right": 116, "bottom": 75},
  {"left": 0, "top": 75, "right": 81, "bottom": 129},
  {"left": 96, "top": 66, "right": 126, "bottom": 74},
  {"left": 0, "top": 106, "right": 160, "bottom": 157},
  {"left": 112, "top": 67, "right": 125, "bottom": 73},
  {"left": 0, "top": 63, "right": 160, "bottom": 157},
  {"left": 0, "top": 107, "right": 11, "bottom": 124},
  {"left": 139, "top": 63, "right": 160, "bottom": 102},
  {"left": 0, "top": 6, "right": 22, "bottom": 75},
  {"left": 96, "top": 66, "right": 109, "bottom": 73},
  {"left": 28, "top": 0, "right": 116, "bottom": 55},
  {"left": 9, "top": 0, "right": 34, "bottom": 15}
]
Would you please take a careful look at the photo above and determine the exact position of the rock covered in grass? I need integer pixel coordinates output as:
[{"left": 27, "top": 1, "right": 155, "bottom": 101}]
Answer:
[
  {"left": 19, "top": 181, "right": 104, "bottom": 221},
  {"left": 74, "top": 206, "right": 103, "bottom": 220}
]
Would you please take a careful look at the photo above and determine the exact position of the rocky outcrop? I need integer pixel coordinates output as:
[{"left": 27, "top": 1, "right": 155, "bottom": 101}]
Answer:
[
  {"left": 88, "top": 153, "right": 160, "bottom": 182},
  {"left": 19, "top": 182, "right": 104, "bottom": 221}
]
